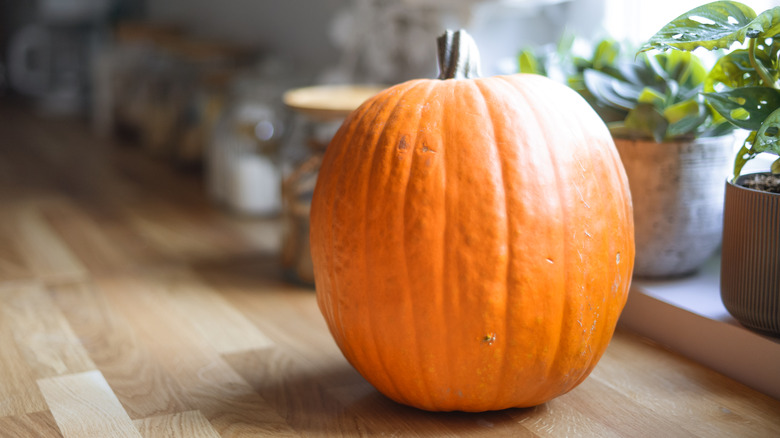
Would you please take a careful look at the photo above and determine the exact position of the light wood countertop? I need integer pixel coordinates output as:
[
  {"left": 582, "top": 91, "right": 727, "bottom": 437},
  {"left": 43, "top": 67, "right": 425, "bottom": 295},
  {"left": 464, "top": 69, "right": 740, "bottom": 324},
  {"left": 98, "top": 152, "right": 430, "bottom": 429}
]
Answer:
[{"left": 0, "top": 103, "right": 778, "bottom": 437}]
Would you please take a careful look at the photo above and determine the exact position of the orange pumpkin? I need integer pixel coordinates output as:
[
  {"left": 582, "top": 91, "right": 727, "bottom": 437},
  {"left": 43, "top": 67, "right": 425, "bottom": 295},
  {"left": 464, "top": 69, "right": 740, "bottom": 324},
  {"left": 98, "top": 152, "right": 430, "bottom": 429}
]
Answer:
[{"left": 310, "top": 30, "right": 634, "bottom": 412}]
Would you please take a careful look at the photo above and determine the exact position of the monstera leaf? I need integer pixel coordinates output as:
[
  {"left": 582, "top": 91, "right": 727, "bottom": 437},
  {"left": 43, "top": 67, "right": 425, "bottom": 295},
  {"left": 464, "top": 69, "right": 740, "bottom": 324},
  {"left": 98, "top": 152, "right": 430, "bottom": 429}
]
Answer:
[
  {"left": 705, "top": 87, "right": 780, "bottom": 130},
  {"left": 754, "top": 107, "right": 780, "bottom": 155},
  {"left": 643, "top": 1, "right": 780, "bottom": 177},
  {"left": 727, "top": 104, "right": 780, "bottom": 177},
  {"left": 640, "top": 1, "right": 760, "bottom": 52},
  {"left": 705, "top": 48, "right": 778, "bottom": 92}
]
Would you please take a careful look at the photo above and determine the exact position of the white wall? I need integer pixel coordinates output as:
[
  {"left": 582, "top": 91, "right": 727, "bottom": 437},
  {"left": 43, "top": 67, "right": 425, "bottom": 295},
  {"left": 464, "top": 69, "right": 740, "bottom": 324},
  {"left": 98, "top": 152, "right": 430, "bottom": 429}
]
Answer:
[
  {"left": 145, "top": 0, "right": 611, "bottom": 82},
  {"left": 127, "top": 0, "right": 780, "bottom": 81},
  {"left": 467, "top": 0, "right": 607, "bottom": 76},
  {"left": 146, "top": 0, "right": 349, "bottom": 72}
]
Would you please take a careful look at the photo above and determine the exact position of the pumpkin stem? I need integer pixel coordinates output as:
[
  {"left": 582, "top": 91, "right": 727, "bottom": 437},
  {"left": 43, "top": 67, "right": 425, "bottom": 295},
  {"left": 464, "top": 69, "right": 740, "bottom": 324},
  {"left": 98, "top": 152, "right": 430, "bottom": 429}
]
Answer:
[{"left": 437, "top": 29, "right": 481, "bottom": 80}]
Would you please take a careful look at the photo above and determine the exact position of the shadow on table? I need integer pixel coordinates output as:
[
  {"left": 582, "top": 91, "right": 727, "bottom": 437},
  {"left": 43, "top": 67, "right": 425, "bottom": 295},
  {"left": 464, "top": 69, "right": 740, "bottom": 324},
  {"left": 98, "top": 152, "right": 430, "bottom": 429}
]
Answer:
[{"left": 223, "top": 347, "right": 543, "bottom": 436}]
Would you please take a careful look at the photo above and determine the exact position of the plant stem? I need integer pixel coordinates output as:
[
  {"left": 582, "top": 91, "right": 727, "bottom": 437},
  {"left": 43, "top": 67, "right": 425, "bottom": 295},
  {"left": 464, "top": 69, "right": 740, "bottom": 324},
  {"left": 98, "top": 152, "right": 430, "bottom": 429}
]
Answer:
[
  {"left": 437, "top": 30, "right": 481, "bottom": 80},
  {"left": 748, "top": 37, "right": 777, "bottom": 89}
]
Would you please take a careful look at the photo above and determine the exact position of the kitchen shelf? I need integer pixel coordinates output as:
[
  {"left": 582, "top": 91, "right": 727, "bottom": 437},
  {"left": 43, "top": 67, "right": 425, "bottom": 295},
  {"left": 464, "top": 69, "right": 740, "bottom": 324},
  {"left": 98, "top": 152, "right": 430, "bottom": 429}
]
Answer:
[{"left": 618, "top": 252, "right": 780, "bottom": 400}]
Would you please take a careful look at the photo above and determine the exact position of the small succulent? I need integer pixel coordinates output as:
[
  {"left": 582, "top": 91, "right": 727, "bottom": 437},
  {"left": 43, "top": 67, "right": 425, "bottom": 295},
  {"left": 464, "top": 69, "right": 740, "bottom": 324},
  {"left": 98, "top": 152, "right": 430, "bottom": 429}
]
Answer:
[
  {"left": 641, "top": 0, "right": 780, "bottom": 178},
  {"left": 520, "top": 36, "right": 732, "bottom": 142}
]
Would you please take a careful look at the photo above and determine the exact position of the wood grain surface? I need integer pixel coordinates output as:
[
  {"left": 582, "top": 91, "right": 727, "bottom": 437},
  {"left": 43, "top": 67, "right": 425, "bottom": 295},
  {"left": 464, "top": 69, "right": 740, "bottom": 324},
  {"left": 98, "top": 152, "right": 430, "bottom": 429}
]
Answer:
[{"left": 0, "top": 103, "right": 779, "bottom": 437}]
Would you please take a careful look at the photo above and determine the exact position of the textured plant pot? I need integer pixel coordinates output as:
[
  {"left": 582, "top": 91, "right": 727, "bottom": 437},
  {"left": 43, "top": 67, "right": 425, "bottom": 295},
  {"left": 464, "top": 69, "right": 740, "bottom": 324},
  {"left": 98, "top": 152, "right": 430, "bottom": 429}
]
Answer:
[
  {"left": 614, "top": 135, "right": 733, "bottom": 278},
  {"left": 721, "top": 174, "right": 780, "bottom": 338}
]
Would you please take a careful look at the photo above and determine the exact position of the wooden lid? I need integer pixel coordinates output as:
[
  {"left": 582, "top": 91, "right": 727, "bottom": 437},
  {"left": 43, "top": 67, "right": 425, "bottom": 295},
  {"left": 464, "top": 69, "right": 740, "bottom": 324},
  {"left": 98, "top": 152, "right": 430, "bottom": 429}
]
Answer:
[{"left": 283, "top": 85, "right": 385, "bottom": 122}]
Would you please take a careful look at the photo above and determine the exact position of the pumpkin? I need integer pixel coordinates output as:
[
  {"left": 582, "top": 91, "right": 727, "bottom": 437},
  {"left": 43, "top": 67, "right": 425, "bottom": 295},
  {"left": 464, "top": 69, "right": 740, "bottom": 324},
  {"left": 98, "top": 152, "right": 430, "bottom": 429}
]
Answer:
[{"left": 310, "top": 30, "right": 634, "bottom": 412}]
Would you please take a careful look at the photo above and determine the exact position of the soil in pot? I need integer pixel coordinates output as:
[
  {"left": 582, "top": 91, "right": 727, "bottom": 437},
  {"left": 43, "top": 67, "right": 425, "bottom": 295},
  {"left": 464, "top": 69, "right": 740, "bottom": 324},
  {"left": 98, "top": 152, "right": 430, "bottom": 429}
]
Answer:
[{"left": 738, "top": 173, "right": 780, "bottom": 193}]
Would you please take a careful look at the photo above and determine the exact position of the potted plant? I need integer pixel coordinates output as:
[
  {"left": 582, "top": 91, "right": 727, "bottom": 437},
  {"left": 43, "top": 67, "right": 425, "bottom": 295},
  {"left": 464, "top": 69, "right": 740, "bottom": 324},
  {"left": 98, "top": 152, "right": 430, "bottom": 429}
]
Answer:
[
  {"left": 642, "top": 0, "right": 780, "bottom": 337},
  {"left": 521, "top": 38, "right": 736, "bottom": 278}
]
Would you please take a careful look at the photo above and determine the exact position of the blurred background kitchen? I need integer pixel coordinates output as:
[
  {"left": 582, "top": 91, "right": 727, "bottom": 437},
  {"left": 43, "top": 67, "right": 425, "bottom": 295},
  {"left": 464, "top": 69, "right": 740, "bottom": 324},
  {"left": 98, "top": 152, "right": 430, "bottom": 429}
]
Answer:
[{"left": 0, "top": 0, "right": 773, "bottom": 283}]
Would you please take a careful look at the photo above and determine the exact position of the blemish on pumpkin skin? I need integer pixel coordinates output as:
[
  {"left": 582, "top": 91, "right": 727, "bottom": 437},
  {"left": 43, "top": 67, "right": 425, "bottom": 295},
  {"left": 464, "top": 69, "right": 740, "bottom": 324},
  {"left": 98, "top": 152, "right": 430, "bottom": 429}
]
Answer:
[
  {"left": 574, "top": 184, "right": 590, "bottom": 208},
  {"left": 482, "top": 333, "right": 496, "bottom": 345},
  {"left": 420, "top": 142, "right": 436, "bottom": 154},
  {"left": 612, "top": 271, "right": 622, "bottom": 294},
  {"left": 398, "top": 135, "right": 409, "bottom": 150}
]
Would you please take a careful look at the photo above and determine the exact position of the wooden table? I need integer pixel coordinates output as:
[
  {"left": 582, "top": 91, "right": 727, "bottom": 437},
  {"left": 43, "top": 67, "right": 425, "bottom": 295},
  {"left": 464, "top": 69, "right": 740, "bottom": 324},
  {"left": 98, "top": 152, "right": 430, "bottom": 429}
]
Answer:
[{"left": 1, "top": 103, "right": 778, "bottom": 437}]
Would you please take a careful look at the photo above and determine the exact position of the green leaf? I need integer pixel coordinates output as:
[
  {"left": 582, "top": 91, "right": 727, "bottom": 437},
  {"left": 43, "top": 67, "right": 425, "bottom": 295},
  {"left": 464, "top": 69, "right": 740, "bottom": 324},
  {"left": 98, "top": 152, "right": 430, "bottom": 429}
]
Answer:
[
  {"left": 572, "top": 56, "right": 592, "bottom": 71},
  {"left": 703, "top": 50, "right": 755, "bottom": 125},
  {"left": 613, "top": 81, "right": 644, "bottom": 102},
  {"left": 704, "top": 49, "right": 763, "bottom": 92},
  {"left": 705, "top": 87, "right": 780, "bottom": 130},
  {"left": 766, "top": 38, "right": 780, "bottom": 64},
  {"left": 668, "top": 111, "right": 709, "bottom": 139},
  {"left": 772, "top": 157, "right": 780, "bottom": 174},
  {"left": 640, "top": 1, "right": 758, "bottom": 52},
  {"left": 644, "top": 53, "right": 673, "bottom": 84},
  {"left": 592, "top": 39, "right": 620, "bottom": 70},
  {"left": 638, "top": 87, "right": 666, "bottom": 107},
  {"left": 733, "top": 132, "right": 758, "bottom": 179},
  {"left": 614, "top": 62, "right": 657, "bottom": 86},
  {"left": 556, "top": 30, "right": 576, "bottom": 56},
  {"left": 518, "top": 50, "right": 542, "bottom": 74},
  {"left": 698, "top": 118, "right": 737, "bottom": 137},
  {"left": 731, "top": 107, "right": 751, "bottom": 120},
  {"left": 754, "top": 106, "right": 780, "bottom": 154},
  {"left": 663, "top": 99, "right": 702, "bottom": 124},
  {"left": 655, "top": 50, "right": 707, "bottom": 89},
  {"left": 583, "top": 69, "right": 637, "bottom": 110},
  {"left": 744, "top": 6, "right": 780, "bottom": 40},
  {"left": 624, "top": 104, "right": 669, "bottom": 142}
]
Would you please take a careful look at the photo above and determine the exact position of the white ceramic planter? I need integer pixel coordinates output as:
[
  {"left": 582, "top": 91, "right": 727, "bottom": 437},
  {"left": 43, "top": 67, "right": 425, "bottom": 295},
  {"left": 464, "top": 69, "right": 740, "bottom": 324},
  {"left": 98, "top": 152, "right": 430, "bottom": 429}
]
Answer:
[{"left": 614, "top": 135, "right": 734, "bottom": 278}]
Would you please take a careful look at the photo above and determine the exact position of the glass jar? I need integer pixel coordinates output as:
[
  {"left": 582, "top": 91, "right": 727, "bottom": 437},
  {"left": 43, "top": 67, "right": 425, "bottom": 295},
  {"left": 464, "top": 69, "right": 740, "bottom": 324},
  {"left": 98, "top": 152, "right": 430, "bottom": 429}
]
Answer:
[
  {"left": 208, "top": 71, "right": 288, "bottom": 216},
  {"left": 280, "top": 84, "right": 385, "bottom": 285}
]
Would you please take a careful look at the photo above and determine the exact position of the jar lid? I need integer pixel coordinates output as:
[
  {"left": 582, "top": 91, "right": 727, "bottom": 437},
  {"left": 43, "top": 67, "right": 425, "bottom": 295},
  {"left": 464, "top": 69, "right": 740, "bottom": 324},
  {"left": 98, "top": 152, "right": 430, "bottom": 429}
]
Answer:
[{"left": 283, "top": 84, "right": 385, "bottom": 122}]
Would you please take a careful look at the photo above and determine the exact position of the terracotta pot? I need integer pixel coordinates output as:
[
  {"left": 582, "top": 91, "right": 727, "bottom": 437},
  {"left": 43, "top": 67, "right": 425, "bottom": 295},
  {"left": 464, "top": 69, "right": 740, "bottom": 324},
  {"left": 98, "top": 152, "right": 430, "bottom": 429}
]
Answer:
[
  {"left": 613, "top": 135, "right": 734, "bottom": 278},
  {"left": 721, "top": 174, "right": 780, "bottom": 338}
]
